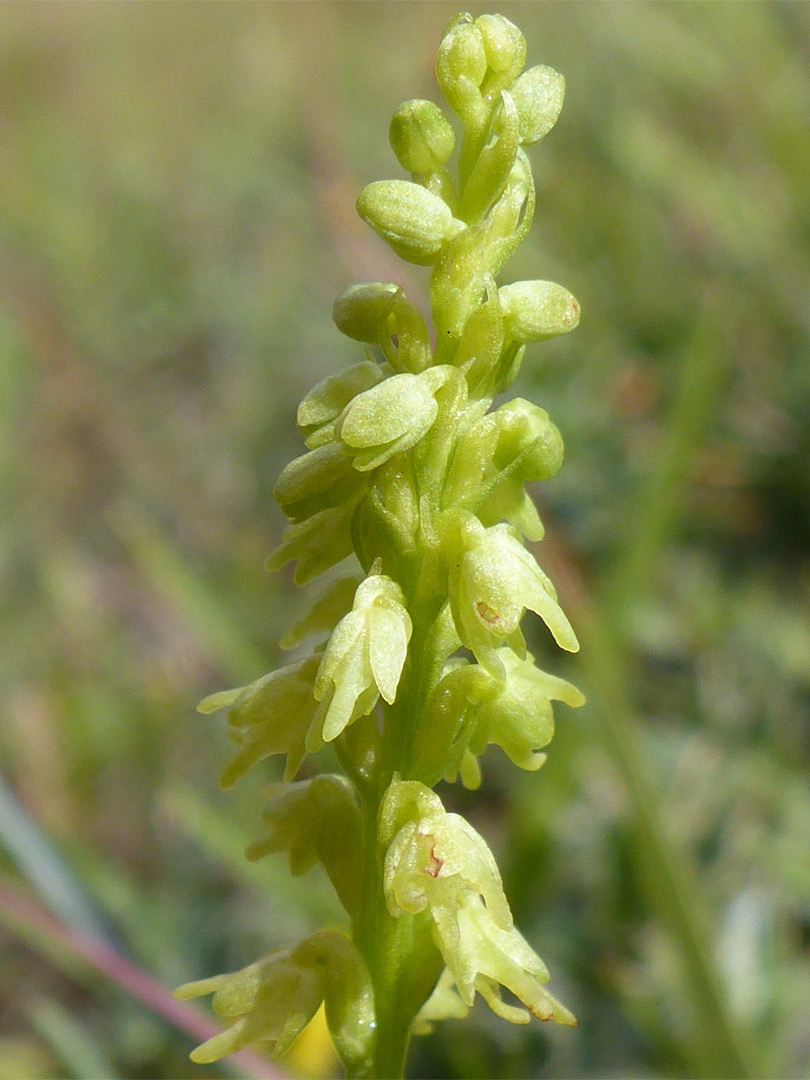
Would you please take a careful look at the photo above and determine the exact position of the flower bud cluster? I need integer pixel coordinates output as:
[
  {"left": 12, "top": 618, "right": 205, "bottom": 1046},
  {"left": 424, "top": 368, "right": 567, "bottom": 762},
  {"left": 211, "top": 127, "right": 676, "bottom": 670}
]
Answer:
[{"left": 185, "top": 11, "right": 583, "bottom": 1071}]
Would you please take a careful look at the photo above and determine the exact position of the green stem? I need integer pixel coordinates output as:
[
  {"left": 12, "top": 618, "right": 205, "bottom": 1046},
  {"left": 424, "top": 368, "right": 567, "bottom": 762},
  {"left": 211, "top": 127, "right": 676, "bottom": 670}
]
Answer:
[
  {"left": 351, "top": 782, "right": 409, "bottom": 1079},
  {"left": 352, "top": 779, "right": 416, "bottom": 1080},
  {"left": 352, "top": 556, "right": 448, "bottom": 1078}
]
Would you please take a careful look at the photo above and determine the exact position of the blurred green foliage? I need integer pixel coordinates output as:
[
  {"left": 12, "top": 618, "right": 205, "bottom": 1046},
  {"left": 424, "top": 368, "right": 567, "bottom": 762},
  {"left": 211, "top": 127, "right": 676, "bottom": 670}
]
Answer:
[{"left": 1, "top": 3, "right": 809, "bottom": 1078}]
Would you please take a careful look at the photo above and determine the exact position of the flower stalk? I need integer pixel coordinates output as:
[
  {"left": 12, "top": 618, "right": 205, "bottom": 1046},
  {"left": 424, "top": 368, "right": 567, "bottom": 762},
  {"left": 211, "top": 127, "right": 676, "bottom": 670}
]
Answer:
[{"left": 177, "top": 12, "right": 583, "bottom": 1078}]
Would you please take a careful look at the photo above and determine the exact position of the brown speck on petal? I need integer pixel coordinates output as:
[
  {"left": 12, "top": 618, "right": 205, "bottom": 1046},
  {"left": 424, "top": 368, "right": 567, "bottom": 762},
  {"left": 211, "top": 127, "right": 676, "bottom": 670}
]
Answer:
[
  {"left": 475, "top": 601, "right": 500, "bottom": 625},
  {"left": 425, "top": 844, "right": 443, "bottom": 878}
]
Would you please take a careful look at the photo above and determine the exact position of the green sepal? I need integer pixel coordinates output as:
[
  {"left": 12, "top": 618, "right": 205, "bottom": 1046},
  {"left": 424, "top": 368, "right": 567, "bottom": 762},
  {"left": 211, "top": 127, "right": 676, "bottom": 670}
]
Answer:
[
  {"left": 378, "top": 774, "right": 443, "bottom": 850},
  {"left": 357, "top": 180, "right": 464, "bottom": 266},
  {"left": 332, "top": 282, "right": 400, "bottom": 342},
  {"left": 273, "top": 442, "right": 365, "bottom": 523},
  {"left": 436, "top": 13, "right": 488, "bottom": 131},
  {"left": 197, "top": 656, "right": 321, "bottom": 790},
  {"left": 510, "top": 64, "right": 565, "bottom": 145},
  {"left": 175, "top": 931, "right": 375, "bottom": 1072},
  {"left": 390, "top": 99, "right": 455, "bottom": 174},
  {"left": 310, "top": 574, "right": 412, "bottom": 746},
  {"left": 442, "top": 510, "right": 578, "bottom": 676},
  {"left": 297, "top": 360, "right": 384, "bottom": 446},
  {"left": 454, "top": 276, "right": 505, "bottom": 397},
  {"left": 246, "top": 775, "right": 363, "bottom": 919},
  {"left": 475, "top": 14, "right": 526, "bottom": 86},
  {"left": 410, "top": 660, "right": 490, "bottom": 787},
  {"left": 435, "top": 893, "right": 576, "bottom": 1026},
  {"left": 280, "top": 573, "right": 362, "bottom": 651},
  {"left": 490, "top": 398, "right": 564, "bottom": 481},
  {"left": 332, "top": 283, "right": 431, "bottom": 375},
  {"left": 499, "top": 279, "right": 580, "bottom": 343},
  {"left": 339, "top": 367, "right": 453, "bottom": 471},
  {"left": 266, "top": 503, "right": 357, "bottom": 585},
  {"left": 459, "top": 91, "right": 520, "bottom": 223}
]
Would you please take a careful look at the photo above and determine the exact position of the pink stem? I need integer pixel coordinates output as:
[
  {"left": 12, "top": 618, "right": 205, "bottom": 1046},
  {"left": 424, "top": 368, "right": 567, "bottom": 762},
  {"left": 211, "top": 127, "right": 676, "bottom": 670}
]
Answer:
[{"left": 0, "top": 880, "right": 286, "bottom": 1080}]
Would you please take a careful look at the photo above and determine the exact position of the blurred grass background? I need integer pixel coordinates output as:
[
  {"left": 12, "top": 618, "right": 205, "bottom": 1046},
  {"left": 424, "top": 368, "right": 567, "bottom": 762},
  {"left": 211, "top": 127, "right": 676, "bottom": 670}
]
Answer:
[{"left": 1, "top": 2, "right": 809, "bottom": 1078}]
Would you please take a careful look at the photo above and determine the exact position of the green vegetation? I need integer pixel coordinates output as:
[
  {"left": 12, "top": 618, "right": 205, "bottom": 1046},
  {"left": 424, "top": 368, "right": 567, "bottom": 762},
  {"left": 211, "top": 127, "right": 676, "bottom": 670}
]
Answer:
[{"left": 1, "top": 4, "right": 809, "bottom": 1079}]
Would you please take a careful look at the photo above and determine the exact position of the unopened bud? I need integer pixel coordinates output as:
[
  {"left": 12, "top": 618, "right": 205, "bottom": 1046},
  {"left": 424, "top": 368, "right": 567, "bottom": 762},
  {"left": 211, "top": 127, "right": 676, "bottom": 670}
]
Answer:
[
  {"left": 390, "top": 100, "right": 455, "bottom": 174},
  {"left": 492, "top": 398, "right": 564, "bottom": 481},
  {"left": 436, "top": 14, "right": 488, "bottom": 121},
  {"left": 297, "top": 360, "right": 383, "bottom": 446},
  {"left": 339, "top": 366, "right": 452, "bottom": 471},
  {"left": 499, "top": 279, "right": 580, "bottom": 342},
  {"left": 332, "top": 282, "right": 398, "bottom": 342},
  {"left": 357, "top": 180, "right": 463, "bottom": 265},
  {"left": 510, "top": 65, "right": 565, "bottom": 144},
  {"left": 475, "top": 14, "right": 525, "bottom": 78}
]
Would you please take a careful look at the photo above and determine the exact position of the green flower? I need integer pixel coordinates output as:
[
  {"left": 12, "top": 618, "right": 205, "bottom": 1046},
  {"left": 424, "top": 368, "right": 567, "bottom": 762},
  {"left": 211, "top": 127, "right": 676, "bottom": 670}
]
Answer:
[
  {"left": 380, "top": 779, "right": 576, "bottom": 1029},
  {"left": 510, "top": 64, "right": 566, "bottom": 145},
  {"left": 297, "top": 359, "right": 384, "bottom": 449},
  {"left": 357, "top": 180, "right": 464, "bottom": 265},
  {"left": 197, "top": 656, "right": 320, "bottom": 786},
  {"left": 412, "top": 650, "right": 583, "bottom": 788},
  {"left": 488, "top": 398, "right": 565, "bottom": 481},
  {"left": 443, "top": 397, "right": 565, "bottom": 539},
  {"left": 389, "top": 99, "right": 456, "bottom": 176},
  {"left": 467, "top": 649, "right": 584, "bottom": 772},
  {"left": 247, "top": 775, "right": 362, "bottom": 919},
  {"left": 444, "top": 511, "right": 578, "bottom": 676},
  {"left": 274, "top": 441, "right": 364, "bottom": 523},
  {"left": 436, "top": 13, "right": 526, "bottom": 133},
  {"left": 175, "top": 932, "right": 375, "bottom": 1070},
  {"left": 417, "top": 894, "right": 577, "bottom": 1028},
  {"left": 310, "top": 573, "right": 412, "bottom": 746},
  {"left": 380, "top": 778, "right": 512, "bottom": 949},
  {"left": 499, "top": 279, "right": 580, "bottom": 342},
  {"left": 333, "top": 282, "right": 432, "bottom": 374},
  {"left": 338, "top": 365, "right": 454, "bottom": 471},
  {"left": 266, "top": 503, "right": 358, "bottom": 585}
]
